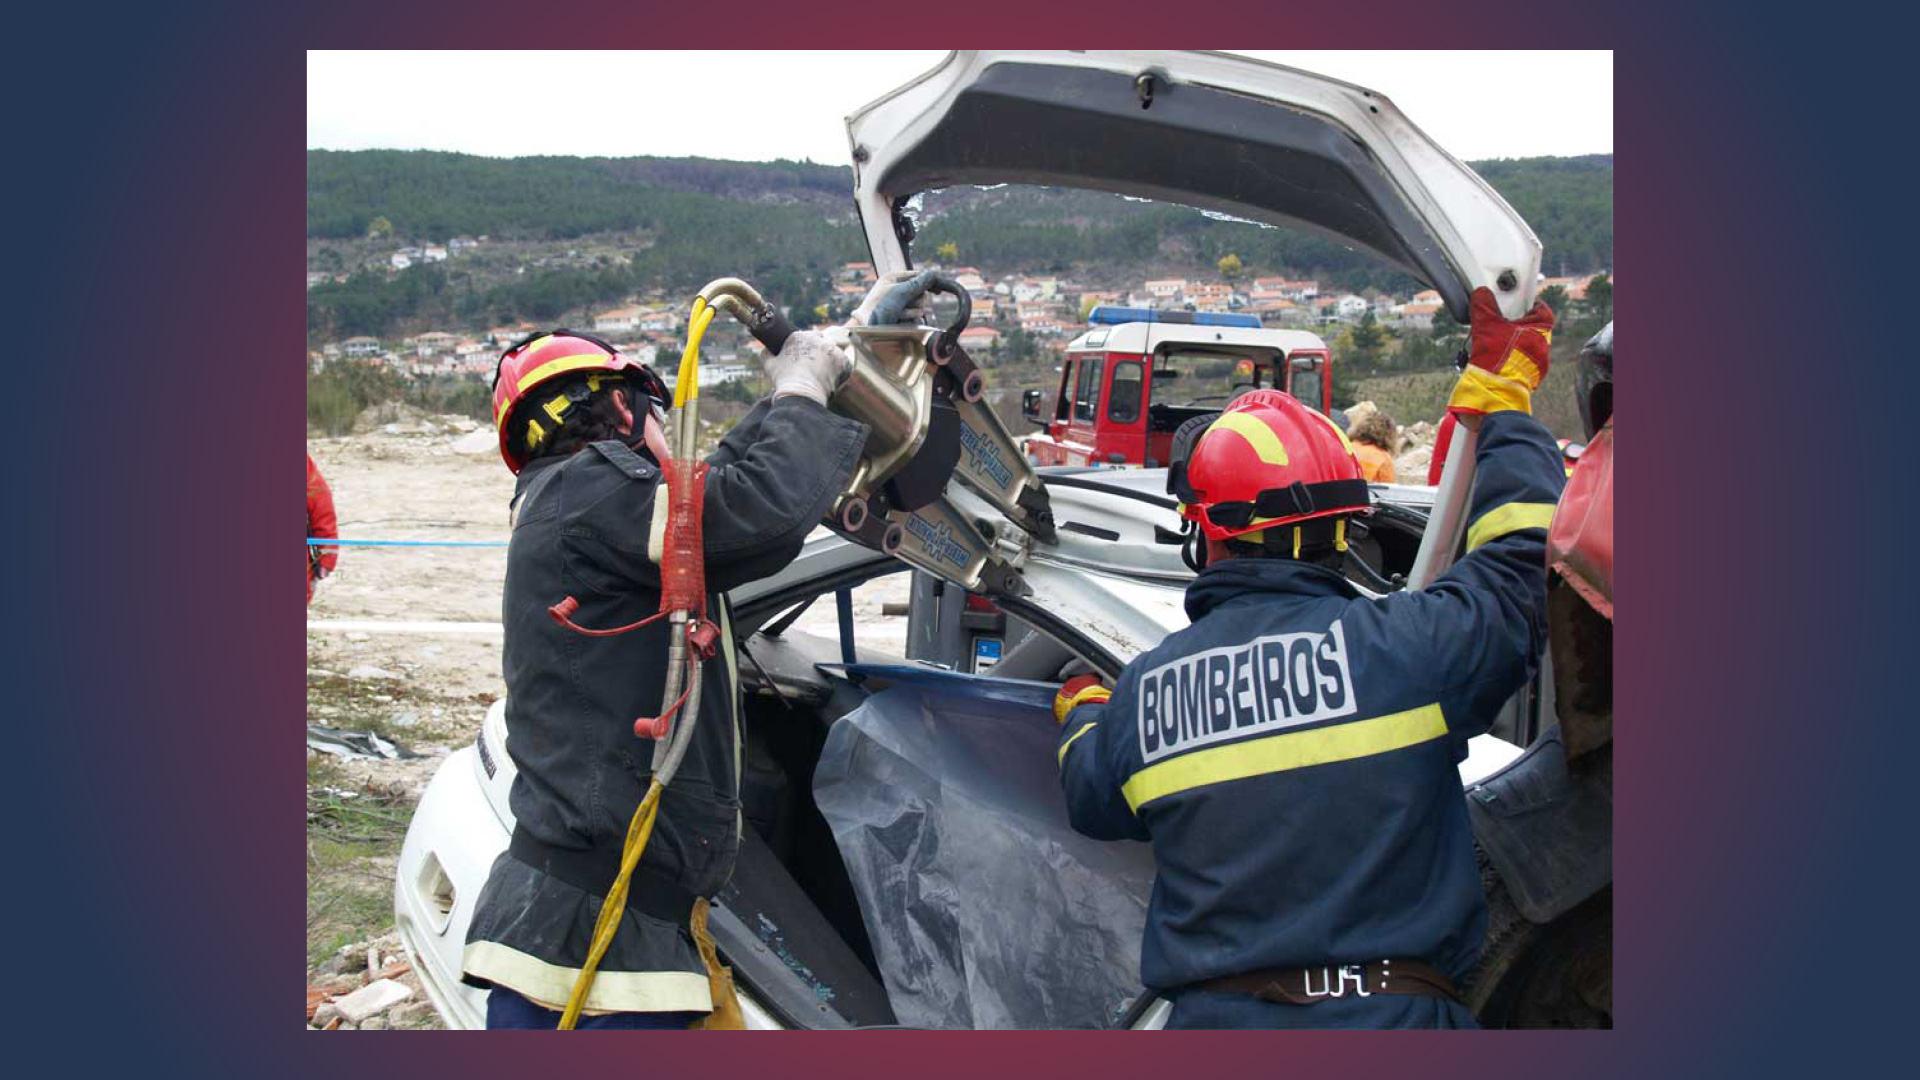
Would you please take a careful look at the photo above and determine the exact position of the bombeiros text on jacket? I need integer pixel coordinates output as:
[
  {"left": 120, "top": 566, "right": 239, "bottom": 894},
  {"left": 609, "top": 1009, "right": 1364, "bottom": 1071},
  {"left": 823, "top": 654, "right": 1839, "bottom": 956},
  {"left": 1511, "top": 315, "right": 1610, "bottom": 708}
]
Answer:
[{"left": 1137, "top": 620, "right": 1357, "bottom": 763}]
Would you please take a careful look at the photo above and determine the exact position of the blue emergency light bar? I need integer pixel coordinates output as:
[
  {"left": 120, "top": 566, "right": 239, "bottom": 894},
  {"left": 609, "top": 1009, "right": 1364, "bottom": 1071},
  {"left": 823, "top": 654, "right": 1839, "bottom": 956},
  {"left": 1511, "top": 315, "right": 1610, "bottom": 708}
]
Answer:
[{"left": 1087, "top": 305, "right": 1260, "bottom": 329}]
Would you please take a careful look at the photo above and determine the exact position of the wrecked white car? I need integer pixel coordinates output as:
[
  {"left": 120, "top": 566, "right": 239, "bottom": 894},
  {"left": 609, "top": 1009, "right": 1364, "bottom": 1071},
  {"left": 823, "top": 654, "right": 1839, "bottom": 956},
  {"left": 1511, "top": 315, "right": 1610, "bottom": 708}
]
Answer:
[{"left": 395, "top": 50, "right": 1606, "bottom": 1029}]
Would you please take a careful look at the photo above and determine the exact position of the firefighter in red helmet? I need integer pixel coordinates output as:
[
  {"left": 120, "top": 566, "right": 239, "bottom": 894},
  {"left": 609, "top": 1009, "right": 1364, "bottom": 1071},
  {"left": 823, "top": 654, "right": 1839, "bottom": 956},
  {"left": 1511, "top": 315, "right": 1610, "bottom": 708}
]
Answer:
[
  {"left": 459, "top": 318, "right": 879, "bottom": 1029},
  {"left": 1055, "top": 288, "right": 1564, "bottom": 1029}
]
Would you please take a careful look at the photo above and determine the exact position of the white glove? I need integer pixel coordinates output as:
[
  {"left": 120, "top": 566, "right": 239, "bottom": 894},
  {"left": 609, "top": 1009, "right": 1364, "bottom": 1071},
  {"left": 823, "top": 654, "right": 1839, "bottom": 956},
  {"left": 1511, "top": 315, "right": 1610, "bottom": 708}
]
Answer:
[
  {"left": 848, "top": 270, "right": 933, "bottom": 327},
  {"left": 762, "top": 329, "right": 853, "bottom": 407}
]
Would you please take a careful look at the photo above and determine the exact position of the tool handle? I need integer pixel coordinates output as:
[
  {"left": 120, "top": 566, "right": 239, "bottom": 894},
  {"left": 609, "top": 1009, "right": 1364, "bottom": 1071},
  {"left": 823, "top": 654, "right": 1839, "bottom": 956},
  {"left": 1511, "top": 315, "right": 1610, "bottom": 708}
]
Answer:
[
  {"left": 871, "top": 270, "right": 972, "bottom": 332},
  {"left": 744, "top": 302, "right": 798, "bottom": 357}
]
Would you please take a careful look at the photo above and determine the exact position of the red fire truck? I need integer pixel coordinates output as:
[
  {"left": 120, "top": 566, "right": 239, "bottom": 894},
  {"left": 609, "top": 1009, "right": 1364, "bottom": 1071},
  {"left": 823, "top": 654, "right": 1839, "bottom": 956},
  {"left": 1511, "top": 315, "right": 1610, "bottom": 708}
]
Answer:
[{"left": 1022, "top": 306, "right": 1334, "bottom": 468}]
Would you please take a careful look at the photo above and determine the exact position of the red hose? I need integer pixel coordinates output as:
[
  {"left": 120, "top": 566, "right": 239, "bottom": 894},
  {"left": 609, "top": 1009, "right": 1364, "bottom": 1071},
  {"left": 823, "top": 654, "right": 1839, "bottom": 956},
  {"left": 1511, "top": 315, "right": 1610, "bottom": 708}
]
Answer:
[
  {"left": 634, "top": 669, "right": 695, "bottom": 739},
  {"left": 547, "top": 596, "right": 669, "bottom": 637}
]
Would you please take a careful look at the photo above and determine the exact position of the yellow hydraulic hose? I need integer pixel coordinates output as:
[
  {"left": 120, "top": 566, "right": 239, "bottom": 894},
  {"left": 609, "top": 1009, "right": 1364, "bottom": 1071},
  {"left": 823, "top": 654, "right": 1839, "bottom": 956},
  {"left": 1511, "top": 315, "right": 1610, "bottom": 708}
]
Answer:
[
  {"left": 556, "top": 295, "right": 714, "bottom": 1029},
  {"left": 557, "top": 784, "right": 663, "bottom": 1028},
  {"left": 676, "top": 299, "right": 713, "bottom": 408}
]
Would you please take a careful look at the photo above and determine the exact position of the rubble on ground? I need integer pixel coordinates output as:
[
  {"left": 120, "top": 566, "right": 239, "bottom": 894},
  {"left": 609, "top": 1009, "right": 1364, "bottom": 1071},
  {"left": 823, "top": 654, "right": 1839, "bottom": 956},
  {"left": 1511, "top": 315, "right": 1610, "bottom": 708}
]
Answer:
[
  {"left": 450, "top": 427, "right": 497, "bottom": 454},
  {"left": 334, "top": 979, "right": 414, "bottom": 1023},
  {"left": 1343, "top": 399, "right": 1439, "bottom": 483},
  {"left": 307, "top": 724, "right": 417, "bottom": 760},
  {"left": 351, "top": 401, "right": 432, "bottom": 435},
  {"left": 1396, "top": 419, "right": 1438, "bottom": 481},
  {"left": 307, "top": 932, "right": 438, "bottom": 1031}
]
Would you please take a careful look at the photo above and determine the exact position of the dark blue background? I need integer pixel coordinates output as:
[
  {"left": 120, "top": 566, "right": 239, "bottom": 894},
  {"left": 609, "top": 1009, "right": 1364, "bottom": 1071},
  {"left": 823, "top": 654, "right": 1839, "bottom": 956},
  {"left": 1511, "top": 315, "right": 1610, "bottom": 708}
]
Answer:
[{"left": 10, "top": 2, "right": 1906, "bottom": 1073}]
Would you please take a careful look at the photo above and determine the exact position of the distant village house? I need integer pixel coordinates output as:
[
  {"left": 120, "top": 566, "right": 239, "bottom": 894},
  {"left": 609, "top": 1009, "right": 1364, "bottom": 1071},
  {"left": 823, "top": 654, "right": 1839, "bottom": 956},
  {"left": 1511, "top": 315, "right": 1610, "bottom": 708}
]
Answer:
[{"left": 594, "top": 306, "right": 644, "bottom": 333}]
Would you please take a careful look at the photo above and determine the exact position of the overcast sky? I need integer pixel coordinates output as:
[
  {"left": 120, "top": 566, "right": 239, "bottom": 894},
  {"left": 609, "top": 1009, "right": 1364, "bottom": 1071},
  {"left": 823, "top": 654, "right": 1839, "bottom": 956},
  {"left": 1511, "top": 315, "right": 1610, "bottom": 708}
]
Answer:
[{"left": 308, "top": 51, "right": 1611, "bottom": 164}]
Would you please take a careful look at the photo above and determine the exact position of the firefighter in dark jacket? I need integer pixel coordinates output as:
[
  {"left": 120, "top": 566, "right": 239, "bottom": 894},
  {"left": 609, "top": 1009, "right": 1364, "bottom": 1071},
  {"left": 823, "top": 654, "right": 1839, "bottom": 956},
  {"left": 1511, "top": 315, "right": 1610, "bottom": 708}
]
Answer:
[
  {"left": 460, "top": 323, "right": 870, "bottom": 1029},
  {"left": 1056, "top": 288, "right": 1563, "bottom": 1029}
]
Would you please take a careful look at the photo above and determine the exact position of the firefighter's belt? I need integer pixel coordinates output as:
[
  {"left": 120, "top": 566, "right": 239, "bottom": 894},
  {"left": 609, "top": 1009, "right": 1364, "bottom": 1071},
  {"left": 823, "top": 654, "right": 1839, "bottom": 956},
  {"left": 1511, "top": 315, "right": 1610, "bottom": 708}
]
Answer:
[{"left": 1191, "top": 959, "right": 1460, "bottom": 1006}]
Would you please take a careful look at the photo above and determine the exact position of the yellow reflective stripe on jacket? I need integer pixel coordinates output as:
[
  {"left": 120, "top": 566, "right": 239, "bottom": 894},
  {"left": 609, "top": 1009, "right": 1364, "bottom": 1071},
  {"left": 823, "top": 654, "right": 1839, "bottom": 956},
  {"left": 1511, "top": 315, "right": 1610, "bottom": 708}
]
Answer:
[
  {"left": 1120, "top": 704, "right": 1447, "bottom": 811},
  {"left": 461, "top": 940, "right": 713, "bottom": 1015},
  {"left": 1465, "top": 501, "right": 1558, "bottom": 552},
  {"left": 1058, "top": 722, "right": 1099, "bottom": 767}
]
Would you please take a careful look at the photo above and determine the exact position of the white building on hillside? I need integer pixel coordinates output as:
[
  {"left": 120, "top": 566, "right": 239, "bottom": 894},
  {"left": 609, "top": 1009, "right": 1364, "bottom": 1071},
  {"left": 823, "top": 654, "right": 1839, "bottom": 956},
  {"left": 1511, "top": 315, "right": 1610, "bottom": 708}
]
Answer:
[{"left": 595, "top": 306, "right": 643, "bottom": 333}]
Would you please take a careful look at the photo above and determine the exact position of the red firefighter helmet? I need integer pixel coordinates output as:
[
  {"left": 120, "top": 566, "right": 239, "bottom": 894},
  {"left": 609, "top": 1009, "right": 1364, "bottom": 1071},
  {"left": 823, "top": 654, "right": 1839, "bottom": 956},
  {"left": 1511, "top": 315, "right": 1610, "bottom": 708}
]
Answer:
[
  {"left": 490, "top": 329, "right": 668, "bottom": 474},
  {"left": 1170, "top": 389, "right": 1371, "bottom": 543}
]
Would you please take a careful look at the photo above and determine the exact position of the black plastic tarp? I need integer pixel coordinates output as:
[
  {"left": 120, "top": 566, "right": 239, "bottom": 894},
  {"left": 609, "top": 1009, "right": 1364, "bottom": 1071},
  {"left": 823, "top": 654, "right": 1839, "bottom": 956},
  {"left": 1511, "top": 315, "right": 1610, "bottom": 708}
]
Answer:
[{"left": 813, "top": 667, "right": 1155, "bottom": 1029}]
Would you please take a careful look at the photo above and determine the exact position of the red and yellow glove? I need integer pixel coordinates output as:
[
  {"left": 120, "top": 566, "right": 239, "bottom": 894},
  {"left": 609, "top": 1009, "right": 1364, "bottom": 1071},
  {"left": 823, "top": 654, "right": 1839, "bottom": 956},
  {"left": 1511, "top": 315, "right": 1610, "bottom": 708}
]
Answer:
[
  {"left": 1447, "top": 286, "right": 1555, "bottom": 419},
  {"left": 1054, "top": 673, "right": 1111, "bottom": 725}
]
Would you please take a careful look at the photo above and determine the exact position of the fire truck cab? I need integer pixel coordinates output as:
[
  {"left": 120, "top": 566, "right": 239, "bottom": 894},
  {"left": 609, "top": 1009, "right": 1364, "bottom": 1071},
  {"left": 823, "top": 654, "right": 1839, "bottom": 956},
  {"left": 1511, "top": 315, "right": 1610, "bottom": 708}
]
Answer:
[{"left": 1023, "top": 306, "right": 1334, "bottom": 468}]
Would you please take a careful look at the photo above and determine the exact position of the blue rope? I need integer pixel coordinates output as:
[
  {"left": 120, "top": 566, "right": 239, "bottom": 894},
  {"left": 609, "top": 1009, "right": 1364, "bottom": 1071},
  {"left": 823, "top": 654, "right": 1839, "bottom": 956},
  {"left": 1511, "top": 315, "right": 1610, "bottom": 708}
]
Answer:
[{"left": 307, "top": 538, "right": 507, "bottom": 547}]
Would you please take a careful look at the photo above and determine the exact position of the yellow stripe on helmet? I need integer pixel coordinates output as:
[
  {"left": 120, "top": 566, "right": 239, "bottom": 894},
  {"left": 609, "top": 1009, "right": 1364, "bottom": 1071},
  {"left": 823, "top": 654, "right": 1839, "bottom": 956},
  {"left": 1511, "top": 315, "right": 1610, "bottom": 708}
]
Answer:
[
  {"left": 516, "top": 353, "right": 615, "bottom": 394},
  {"left": 1205, "top": 411, "right": 1289, "bottom": 465}
]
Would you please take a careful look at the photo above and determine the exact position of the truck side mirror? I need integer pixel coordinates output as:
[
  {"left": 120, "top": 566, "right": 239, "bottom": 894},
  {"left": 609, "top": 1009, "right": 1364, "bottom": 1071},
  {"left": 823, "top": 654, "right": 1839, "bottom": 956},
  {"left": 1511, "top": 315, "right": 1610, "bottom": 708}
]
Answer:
[{"left": 1022, "top": 388, "right": 1045, "bottom": 425}]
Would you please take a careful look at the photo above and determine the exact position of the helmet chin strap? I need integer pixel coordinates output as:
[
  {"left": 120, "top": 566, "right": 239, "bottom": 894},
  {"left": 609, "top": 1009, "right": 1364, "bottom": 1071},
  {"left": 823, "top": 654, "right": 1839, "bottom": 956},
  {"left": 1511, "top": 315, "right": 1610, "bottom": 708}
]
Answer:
[{"left": 1181, "top": 522, "right": 1208, "bottom": 573}]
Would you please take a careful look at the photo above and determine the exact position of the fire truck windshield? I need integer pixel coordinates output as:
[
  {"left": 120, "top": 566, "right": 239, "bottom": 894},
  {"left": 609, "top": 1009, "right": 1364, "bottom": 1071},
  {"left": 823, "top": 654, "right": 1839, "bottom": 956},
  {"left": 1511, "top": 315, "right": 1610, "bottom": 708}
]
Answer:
[{"left": 1154, "top": 349, "right": 1282, "bottom": 406}]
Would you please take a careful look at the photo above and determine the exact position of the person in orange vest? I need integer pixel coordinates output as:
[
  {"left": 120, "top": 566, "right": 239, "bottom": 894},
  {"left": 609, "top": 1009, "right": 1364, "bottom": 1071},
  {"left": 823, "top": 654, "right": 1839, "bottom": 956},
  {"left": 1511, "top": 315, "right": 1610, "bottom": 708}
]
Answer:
[
  {"left": 306, "top": 454, "right": 338, "bottom": 605},
  {"left": 1349, "top": 410, "right": 1398, "bottom": 483}
]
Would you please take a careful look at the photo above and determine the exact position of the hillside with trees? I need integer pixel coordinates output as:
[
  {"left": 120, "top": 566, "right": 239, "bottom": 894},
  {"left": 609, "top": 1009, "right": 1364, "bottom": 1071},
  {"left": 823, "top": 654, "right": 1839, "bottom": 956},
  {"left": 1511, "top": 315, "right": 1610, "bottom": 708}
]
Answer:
[{"left": 307, "top": 150, "right": 1611, "bottom": 342}]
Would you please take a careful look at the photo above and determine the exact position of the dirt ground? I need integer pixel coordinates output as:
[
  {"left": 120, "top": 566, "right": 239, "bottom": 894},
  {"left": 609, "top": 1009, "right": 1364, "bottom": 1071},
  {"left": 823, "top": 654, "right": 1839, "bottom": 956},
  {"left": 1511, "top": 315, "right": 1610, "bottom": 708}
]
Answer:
[{"left": 305, "top": 408, "right": 907, "bottom": 1029}]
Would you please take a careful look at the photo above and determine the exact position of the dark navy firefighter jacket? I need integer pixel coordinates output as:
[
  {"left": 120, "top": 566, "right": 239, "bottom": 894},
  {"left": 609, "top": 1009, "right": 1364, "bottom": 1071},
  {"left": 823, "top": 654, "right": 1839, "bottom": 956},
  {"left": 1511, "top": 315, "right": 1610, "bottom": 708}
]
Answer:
[
  {"left": 463, "top": 396, "right": 868, "bottom": 1015},
  {"left": 1057, "top": 410, "right": 1565, "bottom": 1025}
]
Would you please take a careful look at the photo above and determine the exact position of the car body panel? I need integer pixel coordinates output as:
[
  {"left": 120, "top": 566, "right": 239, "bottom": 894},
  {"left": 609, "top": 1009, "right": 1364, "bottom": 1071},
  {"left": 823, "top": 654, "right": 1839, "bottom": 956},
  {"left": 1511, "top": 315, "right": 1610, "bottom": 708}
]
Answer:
[
  {"left": 392, "top": 743, "right": 502, "bottom": 1031},
  {"left": 846, "top": 50, "right": 1540, "bottom": 322}
]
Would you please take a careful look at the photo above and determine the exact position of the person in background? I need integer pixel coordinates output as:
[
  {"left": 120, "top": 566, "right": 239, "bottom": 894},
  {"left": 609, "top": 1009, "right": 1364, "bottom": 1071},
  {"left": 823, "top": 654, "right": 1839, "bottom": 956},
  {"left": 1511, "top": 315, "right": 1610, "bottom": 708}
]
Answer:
[
  {"left": 1350, "top": 409, "right": 1399, "bottom": 483},
  {"left": 306, "top": 454, "right": 338, "bottom": 605}
]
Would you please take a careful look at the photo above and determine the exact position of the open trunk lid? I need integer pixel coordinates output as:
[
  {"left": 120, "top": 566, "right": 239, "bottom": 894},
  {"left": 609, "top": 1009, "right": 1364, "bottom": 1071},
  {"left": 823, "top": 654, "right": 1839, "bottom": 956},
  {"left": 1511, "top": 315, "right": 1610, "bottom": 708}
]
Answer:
[
  {"left": 846, "top": 50, "right": 1540, "bottom": 321},
  {"left": 845, "top": 51, "right": 1535, "bottom": 609}
]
